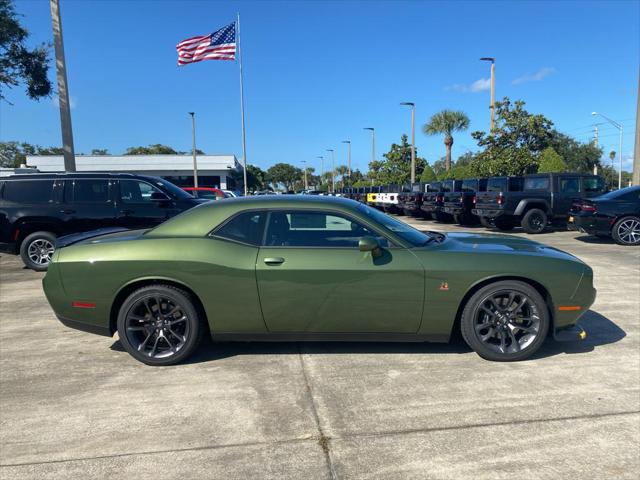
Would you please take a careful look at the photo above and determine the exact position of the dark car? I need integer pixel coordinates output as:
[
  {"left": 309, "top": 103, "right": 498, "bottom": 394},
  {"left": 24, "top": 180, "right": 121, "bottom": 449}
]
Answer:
[
  {"left": 0, "top": 173, "right": 205, "bottom": 271},
  {"left": 472, "top": 173, "right": 606, "bottom": 234},
  {"left": 443, "top": 178, "right": 488, "bottom": 225},
  {"left": 398, "top": 182, "right": 426, "bottom": 217},
  {"left": 569, "top": 185, "right": 640, "bottom": 245}
]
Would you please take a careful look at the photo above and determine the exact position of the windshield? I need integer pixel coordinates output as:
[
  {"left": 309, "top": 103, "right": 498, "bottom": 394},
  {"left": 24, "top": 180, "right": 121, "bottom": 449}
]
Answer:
[
  {"left": 153, "top": 178, "right": 194, "bottom": 200},
  {"left": 356, "top": 203, "right": 435, "bottom": 247}
]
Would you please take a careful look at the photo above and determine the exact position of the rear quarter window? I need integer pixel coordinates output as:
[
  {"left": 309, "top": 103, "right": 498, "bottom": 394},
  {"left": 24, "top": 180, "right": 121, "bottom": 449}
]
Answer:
[{"left": 2, "top": 180, "right": 55, "bottom": 204}]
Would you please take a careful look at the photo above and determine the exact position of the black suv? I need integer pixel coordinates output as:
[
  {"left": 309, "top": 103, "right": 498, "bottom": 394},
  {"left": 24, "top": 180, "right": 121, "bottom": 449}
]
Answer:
[
  {"left": 472, "top": 173, "right": 606, "bottom": 233},
  {"left": 0, "top": 173, "right": 205, "bottom": 270}
]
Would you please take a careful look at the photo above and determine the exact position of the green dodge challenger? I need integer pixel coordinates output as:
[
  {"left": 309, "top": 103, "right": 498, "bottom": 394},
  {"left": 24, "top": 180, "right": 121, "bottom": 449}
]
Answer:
[{"left": 43, "top": 196, "right": 595, "bottom": 365}]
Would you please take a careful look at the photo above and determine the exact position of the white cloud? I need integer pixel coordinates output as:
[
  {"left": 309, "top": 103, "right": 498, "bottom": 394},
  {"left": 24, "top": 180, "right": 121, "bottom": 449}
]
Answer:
[
  {"left": 512, "top": 67, "right": 555, "bottom": 85},
  {"left": 51, "top": 94, "right": 77, "bottom": 109},
  {"left": 445, "top": 77, "right": 491, "bottom": 93}
]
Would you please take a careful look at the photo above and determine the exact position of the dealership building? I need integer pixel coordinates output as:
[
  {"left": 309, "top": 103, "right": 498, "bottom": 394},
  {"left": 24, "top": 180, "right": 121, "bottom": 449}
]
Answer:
[{"left": 25, "top": 154, "right": 243, "bottom": 190}]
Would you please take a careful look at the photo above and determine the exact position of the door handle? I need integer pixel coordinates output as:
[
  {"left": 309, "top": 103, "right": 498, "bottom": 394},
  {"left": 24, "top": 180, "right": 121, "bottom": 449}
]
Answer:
[
  {"left": 59, "top": 209, "right": 76, "bottom": 214},
  {"left": 263, "top": 257, "right": 285, "bottom": 265}
]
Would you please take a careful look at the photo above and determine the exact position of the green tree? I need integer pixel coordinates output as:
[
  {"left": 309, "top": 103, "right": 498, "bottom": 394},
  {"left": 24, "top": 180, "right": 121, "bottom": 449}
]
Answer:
[
  {"left": 352, "top": 180, "right": 371, "bottom": 188},
  {"left": 0, "top": 0, "right": 51, "bottom": 101},
  {"left": 375, "top": 134, "right": 427, "bottom": 185},
  {"left": 420, "top": 163, "right": 437, "bottom": 182},
  {"left": 549, "top": 132, "right": 601, "bottom": 173},
  {"left": 266, "top": 163, "right": 303, "bottom": 191},
  {"left": 91, "top": 148, "right": 110, "bottom": 155},
  {"left": 537, "top": 147, "right": 567, "bottom": 173},
  {"left": 423, "top": 110, "right": 470, "bottom": 171},
  {"left": 125, "top": 144, "right": 178, "bottom": 155},
  {"left": 468, "top": 147, "right": 538, "bottom": 177},
  {"left": 245, "top": 164, "right": 267, "bottom": 191}
]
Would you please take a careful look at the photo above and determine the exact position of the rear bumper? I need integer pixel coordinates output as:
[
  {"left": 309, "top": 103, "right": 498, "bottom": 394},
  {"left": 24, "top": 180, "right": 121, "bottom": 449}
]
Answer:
[
  {"left": 443, "top": 205, "right": 464, "bottom": 215},
  {"left": 0, "top": 242, "right": 17, "bottom": 254},
  {"left": 421, "top": 204, "right": 441, "bottom": 213},
  {"left": 568, "top": 214, "right": 610, "bottom": 236},
  {"left": 56, "top": 314, "right": 112, "bottom": 337},
  {"left": 472, "top": 208, "right": 504, "bottom": 218}
]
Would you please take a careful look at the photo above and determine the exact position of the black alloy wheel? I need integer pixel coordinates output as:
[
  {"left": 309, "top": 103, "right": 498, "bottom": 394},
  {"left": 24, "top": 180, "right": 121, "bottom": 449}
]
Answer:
[
  {"left": 461, "top": 280, "right": 549, "bottom": 361},
  {"left": 522, "top": 208, "right": 548, "bottom": 234},
  {"left": 20, "top": 231, "right": 57, "bottom": 271},
  {"left": 612, "top": 216, "right": 640, "bottom": 246},
  {"left": 117, "top": 285, "right": 205, "bottom": 366}
]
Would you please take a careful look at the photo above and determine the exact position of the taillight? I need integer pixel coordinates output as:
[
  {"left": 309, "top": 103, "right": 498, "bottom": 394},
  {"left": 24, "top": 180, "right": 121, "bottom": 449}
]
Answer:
[
  {"left": 436, "top": 194, "right": 444, "bottom": 202},
  {"left": 581, "top": 204, "right": 597, "bottom": 213},
  {"left": 459, "top": 195, "right": 464, "bottom": 203},
  {"left": 497, "top": 193, "right": 505, "bottom": 205}
]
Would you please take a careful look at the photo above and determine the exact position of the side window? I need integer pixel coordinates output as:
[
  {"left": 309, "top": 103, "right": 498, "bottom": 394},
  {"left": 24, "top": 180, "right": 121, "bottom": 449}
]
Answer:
[
  {"left": 264, "top": 210, "right": 390, "bottom": 248},
  {"left": 583, "top": 177, "right": 605, "bottom": 193},
  {"left": 214, "top": 211, "right": 266, "bottom": 246},
  {"left": 120, "top": 180, "right": 165, "bottom": 204},
  {"left": 560, "top": 177, "right": 580, "bottom": 193},
  {"left": 3, "top": 180, "right": 54, "bottom": 204},
  {"left": 524, "top": 177, "right": 550, "bottom": 191},
  {"left": 73, "top": 180, "right": 110, "bottom": 203}
]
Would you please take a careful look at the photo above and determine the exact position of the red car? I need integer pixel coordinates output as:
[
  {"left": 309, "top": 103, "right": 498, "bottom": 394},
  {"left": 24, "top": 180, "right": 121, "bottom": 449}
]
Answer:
[{"left": 182, "top": 187, "right": 226, "bottom": 201}]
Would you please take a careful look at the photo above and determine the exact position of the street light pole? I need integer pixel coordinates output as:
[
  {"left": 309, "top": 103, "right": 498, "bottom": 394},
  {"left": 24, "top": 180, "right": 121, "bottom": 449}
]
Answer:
[
  {"left": 400, "top": 102, "right": 416, "bottom": 183},
  {"left": 480, "top": 57, "right": 496, "bottom": 132},
  {"left": 188, "top": 112, "right": 198, "bottom": 188},
  {"left": 592, "top": 112, "right": 623, "bottom": 189},
  {"left": 317, "top": 156, "right": 324, "bottom": 188},
  {"left": 364, "top": 127, "right": 375, "bottom": 164},
  {"left": 342, "top": 140, "right": 351, "bottom": 182},
  {"left": 302, "top": 160, "right": 308, "bottom": 190},
  {"left": 327, "top": 149, "right": 335, "bottom": 193}
]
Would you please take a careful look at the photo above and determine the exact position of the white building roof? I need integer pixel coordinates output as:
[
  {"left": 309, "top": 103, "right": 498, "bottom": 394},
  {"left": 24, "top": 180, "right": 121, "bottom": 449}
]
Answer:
[{"left": 26, "top": 154, "right": 241, "bottom": 173}]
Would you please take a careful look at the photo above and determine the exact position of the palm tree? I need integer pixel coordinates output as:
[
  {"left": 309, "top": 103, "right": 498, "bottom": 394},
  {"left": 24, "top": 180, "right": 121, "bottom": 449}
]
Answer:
[
  {"left": 423, "top": 110, "right": 470, "bottom": 171},
  {"left": 334, "top": 165, "right": 349, "bottom": 187}
]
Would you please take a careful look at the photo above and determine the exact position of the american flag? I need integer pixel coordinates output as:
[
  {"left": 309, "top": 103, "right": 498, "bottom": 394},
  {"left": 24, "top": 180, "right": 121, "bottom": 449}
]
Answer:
[{"left": 176, "top": 22, "right": 236, "bottom": 66}]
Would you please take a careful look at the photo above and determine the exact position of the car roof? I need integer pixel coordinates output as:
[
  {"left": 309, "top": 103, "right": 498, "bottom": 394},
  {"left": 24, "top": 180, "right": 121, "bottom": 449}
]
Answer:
[{"left": 2, "top": 172, "right": 163, "bottom": 181}]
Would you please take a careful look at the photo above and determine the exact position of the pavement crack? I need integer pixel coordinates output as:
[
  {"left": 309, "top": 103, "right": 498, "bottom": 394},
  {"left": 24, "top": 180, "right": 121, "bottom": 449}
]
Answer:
[{"left": 298, "top": 343, "right": 338, "bottom": 480}]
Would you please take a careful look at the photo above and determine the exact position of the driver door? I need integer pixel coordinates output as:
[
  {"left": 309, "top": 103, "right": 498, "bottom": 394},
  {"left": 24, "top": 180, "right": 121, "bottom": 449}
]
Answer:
[{"left": 255, "top": 209, "right": 424, "bottom": 333}]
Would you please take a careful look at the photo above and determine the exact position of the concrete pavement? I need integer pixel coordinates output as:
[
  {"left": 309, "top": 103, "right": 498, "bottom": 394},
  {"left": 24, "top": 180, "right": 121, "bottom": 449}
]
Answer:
[{"left": 1, "top": 220, "right": 638, "bottom": 479}]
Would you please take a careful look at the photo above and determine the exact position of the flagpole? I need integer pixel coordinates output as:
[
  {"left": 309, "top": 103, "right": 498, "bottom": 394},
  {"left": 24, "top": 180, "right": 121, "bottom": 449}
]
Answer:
[{"left": 237, "top": 13, "right": 248, "bottom": 196}]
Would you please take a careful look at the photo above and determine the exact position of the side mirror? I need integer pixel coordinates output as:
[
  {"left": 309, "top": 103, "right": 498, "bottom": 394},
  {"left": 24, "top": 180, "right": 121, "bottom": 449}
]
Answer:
[{"left": 359, "top": 236, "right": 383, "bottom": 258}]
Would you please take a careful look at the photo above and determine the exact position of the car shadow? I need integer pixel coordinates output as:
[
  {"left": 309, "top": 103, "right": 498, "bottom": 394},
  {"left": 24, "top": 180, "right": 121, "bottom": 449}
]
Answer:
[
  {"left": 108, "top": 310, "right": 625, "bottom": 364},
  {"left": 573, "top": 234, "right": 614, "bottom": 245}
]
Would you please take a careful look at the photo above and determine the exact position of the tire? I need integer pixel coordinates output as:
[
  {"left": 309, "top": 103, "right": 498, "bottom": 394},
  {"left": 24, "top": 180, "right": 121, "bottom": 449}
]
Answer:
[
  {"left": 612, "top": 216, "right": 640, "bottom": 246},
  {"left": 460, "top": 280, "right": 550, "bottom": 362},
  {"left": 117, "top": 285, "right": 205, "bottom": 366},
  {"left": 20, "top": 231, "right": 56, "bottom": 271},
  {"left": 521, "top": 208, "right": 548, "bottom": 234},
  {"left": 493, "top": 217, "right": 515, "bottom": 231},
  {"left": 403, "top": 209, "right": 414, "bottom": 217},
  {"left": 435, "top": 212, "right": 452, "bottom": 223},
  {"left": 480, "top": 217, "right": 494, "bottom": 229}
]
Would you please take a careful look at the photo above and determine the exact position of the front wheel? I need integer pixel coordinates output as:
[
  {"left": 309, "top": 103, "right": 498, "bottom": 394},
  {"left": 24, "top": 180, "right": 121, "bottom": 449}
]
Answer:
[
  {"left": 460, "top": 280, "right": 549, "bottom": 361},
  {"left": 117, "top": 285, "right": 205, "bottom": 366},
  {"left": 20, "top": 231, "right": 56, "bottom": 271},
  {"left": 612, "top": 216, "right": 640, "bottom": 246}
]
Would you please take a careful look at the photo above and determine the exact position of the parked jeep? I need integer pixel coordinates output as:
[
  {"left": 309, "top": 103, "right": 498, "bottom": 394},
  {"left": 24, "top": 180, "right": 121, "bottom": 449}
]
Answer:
[
  {"left": 398, "top": 182, "right": 426, "bottom": 217},
  {"left": 421, "top": 180, "right": 459, "bottom": 222},
  {"left": 443, "top": 178, "right": 487, "bottom": 225},
  {"left": 472, "top": 173, "right": 606, "bottom": 233},
  {"left": 0, "top": 173, "right": 205, "bottom": 270}
]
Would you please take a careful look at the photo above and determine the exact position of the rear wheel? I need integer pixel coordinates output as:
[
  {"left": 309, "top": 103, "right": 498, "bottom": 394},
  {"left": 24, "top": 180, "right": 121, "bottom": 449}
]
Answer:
[
  {"left": 521, "top": 208, "right": 548, "bottom": 234},
  {"left": 480, "top": 217, "right": 494, "bottom": 229},
  {"left": 20, "top": 231, "right": 56, "bottom": 271},
  {"left": 612, "top": 216, "right": 640, "bottom": 246},
  {"left": 493, "top": 217, "right": 515, "bottom": 231},
  {"left": 117, "top": 285, "right": 205, "bottom": 366},
  {"left": 460, "top": 280, "right": 549, "bottom": 361}
]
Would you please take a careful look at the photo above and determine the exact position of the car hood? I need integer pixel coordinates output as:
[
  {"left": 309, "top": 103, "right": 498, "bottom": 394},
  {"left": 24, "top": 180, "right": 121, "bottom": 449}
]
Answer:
[{"left": 431, "top": 232, "right": 581, "bottom": 261}]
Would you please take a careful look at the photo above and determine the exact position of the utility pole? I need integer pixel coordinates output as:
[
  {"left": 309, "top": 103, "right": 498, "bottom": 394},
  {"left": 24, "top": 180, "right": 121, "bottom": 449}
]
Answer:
[
  {"left": 301, "top": 160, "right": 308, "bottom": 190},
  {"left": 480, "top": 57, "right": 496, "bottom": 132},
  {"left": 400, "top": 102, "right": 416, "bottom": 183},
  {"left": 593, "top": 112, "right": 623, "bottom": 189},
  {"left": 317, "top": 156, "right": 324, "bottom": 188},
  {"left": 50, "top": 0, "right": 75, "bottom": 172},
  {"left": 593, "top": 126, "right": 599, "bottom": 147},
  {"left": 342, "top": 140, "right": 351, "bottom": 183},
  {"left": 364, "top": 127, "right": 375, "bottom": 165},
  {"left": 188, "top": 112, "right": 198, "bottom": 187}
]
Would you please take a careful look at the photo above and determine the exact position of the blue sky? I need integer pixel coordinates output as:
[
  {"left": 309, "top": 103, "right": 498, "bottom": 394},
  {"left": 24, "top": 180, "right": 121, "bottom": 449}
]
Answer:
[{"left": 1, "top": 0, "right": 638, "bottom": 173}]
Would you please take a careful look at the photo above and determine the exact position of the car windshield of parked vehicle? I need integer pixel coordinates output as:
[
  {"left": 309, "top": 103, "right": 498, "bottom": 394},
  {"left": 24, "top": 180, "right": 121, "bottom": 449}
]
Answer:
[
  {"left": 356, "top": 204, "right": 436, "bottom": 246},
  {"left": 596, "top": 186, "right": 640, "bottom": 201},
  {"left": 153, "top": 178, "right": 194, "bottom": 200}
]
